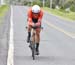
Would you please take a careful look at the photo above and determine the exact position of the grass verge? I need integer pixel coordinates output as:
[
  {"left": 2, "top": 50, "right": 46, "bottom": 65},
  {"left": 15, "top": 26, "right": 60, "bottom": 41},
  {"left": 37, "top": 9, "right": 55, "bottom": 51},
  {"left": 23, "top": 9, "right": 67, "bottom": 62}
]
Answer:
[
  {"left": 0, "top": 5, "right": 9, "bottom": 24},
  {"left": 43, "top": 7, "right": 75, "bottom": 21}
]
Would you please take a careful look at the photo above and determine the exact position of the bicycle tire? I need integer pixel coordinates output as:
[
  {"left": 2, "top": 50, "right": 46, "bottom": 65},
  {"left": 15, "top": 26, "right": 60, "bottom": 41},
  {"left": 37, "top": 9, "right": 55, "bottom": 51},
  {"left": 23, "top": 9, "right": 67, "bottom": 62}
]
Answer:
[{"left": 32, "top": 43, "right": 35, "bottom": 60}]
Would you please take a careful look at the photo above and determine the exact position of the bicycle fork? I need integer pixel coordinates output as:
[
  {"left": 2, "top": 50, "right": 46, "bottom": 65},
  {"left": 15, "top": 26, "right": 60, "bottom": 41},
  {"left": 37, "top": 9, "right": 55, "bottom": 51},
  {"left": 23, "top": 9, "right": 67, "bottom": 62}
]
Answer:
[{"left": 31, "top": 31, "right": 36, "bottom": 60}]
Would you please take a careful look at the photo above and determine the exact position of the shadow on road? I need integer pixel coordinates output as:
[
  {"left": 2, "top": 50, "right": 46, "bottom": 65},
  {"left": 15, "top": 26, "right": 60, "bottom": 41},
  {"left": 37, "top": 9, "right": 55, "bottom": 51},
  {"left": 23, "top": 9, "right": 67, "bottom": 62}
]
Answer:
[{"left": 14, "top": 55, "right": 75, "bottom": 62}]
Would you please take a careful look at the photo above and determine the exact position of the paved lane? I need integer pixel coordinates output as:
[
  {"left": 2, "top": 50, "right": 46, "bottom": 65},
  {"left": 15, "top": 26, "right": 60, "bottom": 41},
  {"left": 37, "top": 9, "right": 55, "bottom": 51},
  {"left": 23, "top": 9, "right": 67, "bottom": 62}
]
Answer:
[
  {"left": 12, "top": 6, "right": 75, "bottom": 65},
  {"left": 0, "top": 9, "right": 10, "bottom": 65}
]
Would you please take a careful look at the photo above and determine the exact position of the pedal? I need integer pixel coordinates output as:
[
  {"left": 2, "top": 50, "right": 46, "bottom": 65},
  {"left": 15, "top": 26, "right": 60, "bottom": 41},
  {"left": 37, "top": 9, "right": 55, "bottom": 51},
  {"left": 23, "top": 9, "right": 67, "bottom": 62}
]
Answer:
[
  {"left": 35, "top": 51, "right": 39, "bottom": 55},
  {"left": 29, "top": 44, "right": 32, "bottom": 50}
]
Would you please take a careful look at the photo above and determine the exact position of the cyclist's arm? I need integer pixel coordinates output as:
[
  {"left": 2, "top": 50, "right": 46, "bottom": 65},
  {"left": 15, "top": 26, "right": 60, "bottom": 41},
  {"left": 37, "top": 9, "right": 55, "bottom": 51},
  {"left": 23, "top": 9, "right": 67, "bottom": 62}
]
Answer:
[
  {"left": 36, "top": 10, "right": 43, "bottom": 26},
  {"left": 27, "top": 9, "right": 33, "bottom": 26}
]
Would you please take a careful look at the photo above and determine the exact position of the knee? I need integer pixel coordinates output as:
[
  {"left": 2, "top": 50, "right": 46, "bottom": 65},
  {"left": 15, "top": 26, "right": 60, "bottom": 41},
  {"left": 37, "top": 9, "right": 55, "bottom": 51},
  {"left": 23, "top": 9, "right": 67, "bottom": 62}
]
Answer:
[
  {"left": 28, "top": 26, "right": 31, "bottom": 31},
  {"left": 36, "top": 32, "right": 40, "bottom": 37}
]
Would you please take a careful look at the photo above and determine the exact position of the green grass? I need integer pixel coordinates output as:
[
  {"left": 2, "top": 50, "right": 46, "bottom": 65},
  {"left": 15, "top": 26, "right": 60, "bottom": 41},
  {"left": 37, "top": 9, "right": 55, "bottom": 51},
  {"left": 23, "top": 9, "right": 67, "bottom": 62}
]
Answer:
[
  {"left": 0, "top": 5, "right": 9, "bottom": 24},
  {"left": 43, "top": 7, "right": 75, "bottom": 21},
  {"left": 0, "top": 5, "right": 9, "bottom": 17}
]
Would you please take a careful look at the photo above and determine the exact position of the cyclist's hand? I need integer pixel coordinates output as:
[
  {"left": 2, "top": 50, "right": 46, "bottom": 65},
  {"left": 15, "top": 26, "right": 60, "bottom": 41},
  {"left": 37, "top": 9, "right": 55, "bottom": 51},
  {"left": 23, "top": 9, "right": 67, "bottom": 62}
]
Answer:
[
  {"left": 32, "top": 23, "right": 36, "bottom": 27},
  {"left": 36, "top": 22, "right": 41, "bottom": 26}
]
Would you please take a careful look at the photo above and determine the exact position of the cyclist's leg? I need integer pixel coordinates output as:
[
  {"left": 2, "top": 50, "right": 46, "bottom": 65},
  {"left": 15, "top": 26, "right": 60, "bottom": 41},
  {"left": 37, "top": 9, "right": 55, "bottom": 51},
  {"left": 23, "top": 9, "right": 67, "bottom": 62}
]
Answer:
[
  {"left": 36, "top": 29, "right": 41, "bottom": 43},
  {"left": 32, "top": 30, "right": 35, "bottom": 43},
  {"left": 27, "top": 25, "right": 32, "bottom": 43},
  {"left": 35, "top": 28, "right": 41, "bottom": 55},
  {"left": 29, "top": 28, "right": 36, "bottom": 50}
]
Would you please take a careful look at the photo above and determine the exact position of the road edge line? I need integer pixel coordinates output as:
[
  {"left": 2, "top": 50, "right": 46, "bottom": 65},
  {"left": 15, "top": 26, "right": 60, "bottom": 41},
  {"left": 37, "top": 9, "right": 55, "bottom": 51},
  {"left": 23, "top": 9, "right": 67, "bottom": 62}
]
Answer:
[
  {"left": 44, "top": 19, "right": 74, "bottom": 38},
  {"left": 7, "top": 5, "right": 14, "bottom": 65}
]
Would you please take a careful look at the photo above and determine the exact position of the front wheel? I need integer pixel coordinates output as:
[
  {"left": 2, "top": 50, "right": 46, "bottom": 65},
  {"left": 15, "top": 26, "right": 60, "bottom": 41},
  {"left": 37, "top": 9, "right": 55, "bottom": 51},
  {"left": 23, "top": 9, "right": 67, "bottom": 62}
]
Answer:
[{"left": 32, "top": 43, "right": 35, "bottom": 60}]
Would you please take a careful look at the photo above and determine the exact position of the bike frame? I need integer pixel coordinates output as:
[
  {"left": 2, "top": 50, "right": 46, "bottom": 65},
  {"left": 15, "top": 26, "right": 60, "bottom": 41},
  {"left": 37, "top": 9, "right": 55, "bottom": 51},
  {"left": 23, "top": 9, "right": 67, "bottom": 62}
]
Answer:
[
  {"left": 30, "top": 28, "right": 36, "bottom": 60},
  {"left": 26, "top": 26, "right": 43, "bottom": 60}
]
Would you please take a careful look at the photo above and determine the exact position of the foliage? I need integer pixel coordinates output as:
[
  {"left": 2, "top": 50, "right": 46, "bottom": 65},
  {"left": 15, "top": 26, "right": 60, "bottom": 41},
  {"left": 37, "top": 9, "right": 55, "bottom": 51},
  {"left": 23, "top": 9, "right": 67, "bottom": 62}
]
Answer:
[
  {"left": 70, "top": 4, "right": 75, "bottom": 12},
  {"left": 32, "top": 0, "right": 42, "bottom": 7}
]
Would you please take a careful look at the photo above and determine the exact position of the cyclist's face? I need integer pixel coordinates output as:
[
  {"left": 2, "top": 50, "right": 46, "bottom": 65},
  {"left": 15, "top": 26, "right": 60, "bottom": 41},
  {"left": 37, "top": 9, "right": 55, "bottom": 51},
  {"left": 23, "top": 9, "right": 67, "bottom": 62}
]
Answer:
[{"left": 33, "top": 13, "right": 39, "bottom": 17}]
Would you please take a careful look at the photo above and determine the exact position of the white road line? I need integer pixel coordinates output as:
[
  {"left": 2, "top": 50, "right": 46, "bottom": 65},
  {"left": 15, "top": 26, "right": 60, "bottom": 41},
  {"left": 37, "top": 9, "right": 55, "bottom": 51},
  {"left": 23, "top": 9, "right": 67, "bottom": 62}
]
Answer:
[
  {"left": 7, "top": 5, "right": 14, "bottom": 65},
  {"left": 44, "top": 19, "right": 75, "bottom": 38}
]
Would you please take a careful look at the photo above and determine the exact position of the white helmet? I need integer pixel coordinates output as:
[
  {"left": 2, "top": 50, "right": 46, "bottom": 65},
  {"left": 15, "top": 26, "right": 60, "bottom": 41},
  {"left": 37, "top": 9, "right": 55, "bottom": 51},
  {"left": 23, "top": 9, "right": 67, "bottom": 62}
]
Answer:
[{"left": 32, "top": 5, "right": 41, "bottom": 13}]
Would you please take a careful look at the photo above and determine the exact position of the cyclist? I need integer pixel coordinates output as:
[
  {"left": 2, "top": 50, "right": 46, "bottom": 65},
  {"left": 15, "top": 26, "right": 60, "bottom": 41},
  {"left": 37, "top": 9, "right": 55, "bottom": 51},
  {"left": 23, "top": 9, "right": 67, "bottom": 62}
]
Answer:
[{"left": 27, "top": 5, "right": 43, "bottom": 55}]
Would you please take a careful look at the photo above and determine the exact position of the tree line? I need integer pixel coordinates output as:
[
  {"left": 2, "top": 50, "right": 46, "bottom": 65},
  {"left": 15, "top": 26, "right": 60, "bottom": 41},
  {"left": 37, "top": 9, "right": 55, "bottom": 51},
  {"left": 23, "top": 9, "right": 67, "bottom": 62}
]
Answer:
[
  {"left": 23, "top": 0, "right": 75, "bottom": 12},
  {"left": 5, "top": 0, "right": 75, "bottom": 12}
]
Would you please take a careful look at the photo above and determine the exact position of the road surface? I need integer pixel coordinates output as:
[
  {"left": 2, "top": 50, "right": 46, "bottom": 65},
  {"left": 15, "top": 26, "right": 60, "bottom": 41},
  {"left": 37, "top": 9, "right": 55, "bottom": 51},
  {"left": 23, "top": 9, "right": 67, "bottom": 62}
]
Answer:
[
  {"left": 0, "top": 9, "right": 10, "bottom": 65},
  {"left": 1, "top": 6, "right": 75, "bottom": 65},
  {"left": 10, "top": 6, "right": 75, "bottom": 65}
]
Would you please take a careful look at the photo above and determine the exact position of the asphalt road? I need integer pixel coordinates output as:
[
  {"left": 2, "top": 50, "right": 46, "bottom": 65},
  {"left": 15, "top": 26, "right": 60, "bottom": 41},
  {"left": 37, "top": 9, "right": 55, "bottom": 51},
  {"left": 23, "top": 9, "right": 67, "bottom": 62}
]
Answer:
[
  {"left": 0, "top": 9, "right": 10, "bottom": 65},
  {"left": 11, "top": 6, "right": 75, "bottom": 65},
  {"left": 0, "top": 5, "right": 75, "bottom": 65}
]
